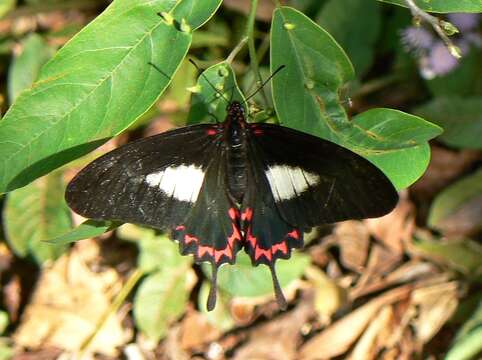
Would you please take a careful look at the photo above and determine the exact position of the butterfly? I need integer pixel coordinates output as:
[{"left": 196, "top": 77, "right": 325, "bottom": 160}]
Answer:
[{"left": 65, "top": 99, "right": 398, "bottom": 311}]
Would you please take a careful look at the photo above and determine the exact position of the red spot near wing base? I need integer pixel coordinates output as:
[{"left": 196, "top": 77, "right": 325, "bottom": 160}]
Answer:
[
  {"left": 241, "top": 208, "right": 253, "bottom": 221},
  {"left": 228, "top": 224, "right": 241, "bottom": 248},
  {"left": 176, "top": 225, "right": 186, "bottom": 231},
  {"left": 206, "top": 128, "right": 217, "bottom": 136},
  {"left": 228, "top": 207, "right": 239, "bottom": 220}
]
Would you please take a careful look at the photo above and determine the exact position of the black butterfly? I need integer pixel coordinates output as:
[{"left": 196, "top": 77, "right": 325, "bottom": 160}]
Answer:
[{"left": 65, "top": 101, "right": 398, "bottom": 311}]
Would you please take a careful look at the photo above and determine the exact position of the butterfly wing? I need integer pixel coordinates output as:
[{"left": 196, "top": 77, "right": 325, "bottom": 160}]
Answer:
[
  {"left": 66, "top": 124, "right": 242, "bottom": 310},
  {"left": 66, "top": 125, "right": 219, "bottom": 229},
  {"left": 248, "top": 123, "right": 399, "bottom": 230}
]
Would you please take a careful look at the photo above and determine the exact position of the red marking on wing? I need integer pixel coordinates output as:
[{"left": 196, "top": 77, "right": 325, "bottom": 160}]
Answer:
[
  {"left": 206, "top": 128, "right": 217, "bottom": 136},
  {"left": 176, "top": 225, "right": 186, "bottom": 231},
  {"left": 272, "top": 241, "right": 288, "bottom": 254},
  {"left": 241, "top": 208, "right": 253, "bottom": 221},
  {"left": 184, "top": 234, "right": 198, "bottom": 244},
  {"left": 215, "top": 247, "right": 233, "bottom": 262},
  {"left": 228, "top": 224, "right": 242, "bottom": 248},
  {"left": 255, "top": 247, "right": 272, "bottom": 261},
  {"left": 228, "top": 207, "right": 240, "bottom": 220},
  {"left": 287, "top": 229, "right": 300, "bottom": 240},
  {"left": 198, "top": 245, "right": 214, "bottom": 257},
  {"left": 253, "top": 129, "right": 264, "bottom": 135}
]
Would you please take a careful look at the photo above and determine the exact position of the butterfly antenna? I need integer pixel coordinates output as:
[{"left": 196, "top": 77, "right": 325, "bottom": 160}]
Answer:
[
  {"left": 207, "top": 263, "right": 219, "bottom": 311},
  {"left": 243, "top": 65, "right": 286, "bottom": 105},
  {"left": 269, "top": 263, "right": 287, "bottom": 310},
  {"left": 189, "top": 59, "right": 230, "bottom": 105}
]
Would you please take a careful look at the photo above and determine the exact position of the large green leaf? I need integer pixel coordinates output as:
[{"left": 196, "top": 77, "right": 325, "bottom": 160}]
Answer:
[
  {"left": 270, "top": 7, "right": 441, "bottom": 189},
  {"left": 317, "top": 0, "right": 381, "bottom": 76},
  {"left": 378, "top": 0, "right": 482, "bottom": 13},
  {"left": 203, "top": 251, "right": 310, "bottom": 298},
  {"left": 414, "top": 96, "right": 482, "bottom": 149},
  {"left": 0, "top": 0, "right": 222, "bottom": 194},
  {"left": 4, "top": 171, "right": 71, "bottom": 263},
  {"left": 7, "top": 33, "right": 54, "bottom": 103}
]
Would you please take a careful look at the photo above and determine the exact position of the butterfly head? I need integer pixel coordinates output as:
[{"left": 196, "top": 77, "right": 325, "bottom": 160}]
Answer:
[{"left": 227, "top": 101, "right": 246, "bottom": 123}]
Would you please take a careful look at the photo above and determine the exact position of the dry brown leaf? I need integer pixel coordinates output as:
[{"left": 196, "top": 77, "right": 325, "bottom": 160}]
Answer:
[
  {"left": 13, "top": 239, "right": 129, "bottom": 357},
  {"left": 232, "top": 294, "right": 315, "bottom": 360},
  {"left": 348, "top": 305, "right": 393, "bottom": 360},
  {"left": 179, "top": 310, "right": 221, "bottom": 351},
  {"left": 364, "top": 192, "right": 415, "bottom": 255},
  {"left": 333, "top": 221, "right": 370, "bottom": 273},
  {"left": 299, "top": 284, "right": 413, "bottom": 360},
  {"left": 410, "top": 281, "right": 459, "bottom": 344}
]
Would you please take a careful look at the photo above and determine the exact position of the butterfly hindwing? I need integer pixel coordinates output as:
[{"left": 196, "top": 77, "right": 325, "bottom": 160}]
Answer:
[
  {"left": 65, "top": 125, "right": 220, "bottom": 230},
  {"left": 248, "top": 123, "right": 399, "bottom": 230}
]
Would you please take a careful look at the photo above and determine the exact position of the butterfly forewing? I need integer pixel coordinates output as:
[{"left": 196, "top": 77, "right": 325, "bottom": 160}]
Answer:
[
  {"left": 66, "top": 125, "right": 219, "bottom": 229},
  {"left": 247, "top": 123, "right": 399, "bottom": 229}
]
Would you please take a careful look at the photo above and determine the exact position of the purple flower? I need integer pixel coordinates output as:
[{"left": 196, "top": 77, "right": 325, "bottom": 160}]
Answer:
[
  {"left": 400, "top": 27, "right": 434, "bottom": 53},
  {"left": 447, "top": 13, "right": 480, "bottom": 32}
]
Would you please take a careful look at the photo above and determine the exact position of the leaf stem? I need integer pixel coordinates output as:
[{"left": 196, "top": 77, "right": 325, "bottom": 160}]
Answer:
[
  {"left": 246, "top": 0, "right": 269, "bottom": 106},
  {"left": 404, "top": 0, "right": 461, "bottom": 58},
  {"left": 78, "top": 268, "right": 144, "bottom": 356},
  {"left": 226, "top": 36, "right": 248, "bottom": 64}
]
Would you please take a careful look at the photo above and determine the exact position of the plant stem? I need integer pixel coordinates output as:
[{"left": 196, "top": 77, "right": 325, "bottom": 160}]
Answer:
[
  {"left": 226, "top": 36, "right": 248, "bottom": 64},
  {"left": 78, "top": 268, "right": 144, "bottom": 356},
  {"left": 246, "top": 0, "right": 269, "bottom": 106},
  {"left": 404, "top": 0, "right": 461, "bottom": 58}
]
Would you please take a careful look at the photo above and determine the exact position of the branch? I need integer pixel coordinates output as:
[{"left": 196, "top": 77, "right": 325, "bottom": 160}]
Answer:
[{"left": 404, "top": 0, "right": 461, "bottom": 58}]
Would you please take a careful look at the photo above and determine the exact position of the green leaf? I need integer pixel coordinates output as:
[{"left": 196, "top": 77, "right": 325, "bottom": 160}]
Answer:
[
  {"left": 0, "top": 0, "right": 15, "bottom": 18},
  {"left": 187, "top": 61, "right": 244, "bottom": 124},
  {"left": 133, "top": 267, "right": 194, "bottom": 342},
  {"left": 377, "top": 0, "right": 482, "bottom": 13},
  {"left": 414, "top": 96, "right": 482, "bottom": 149},
  {"left": 446, "top": 300, "right": 482, "bottom": 360},
  {"left": 317, "top": 0, "right": 381, "bottom": 76},
  {"left": 412, "top": 236, "right": 482, "bottom": 275},
  {"left": 44, "top": 219, "right": 119, "bottom": 245},
  {"left": 4, "top": 171, "right": 71, "bottom": 264},
  {"left": 428, "top": 168, "right": 482, "bottom": 234},
  {"left": 0, "top": 0, "right": 222, "bottom": 194},
  {"left": 7, "top": 33, "right": 54, "bottom": 103},
  {"left": 204, "top": 251, "right": 310, "bottom": 298},
  {"left": 271, "top": 7, "right": 441, "bottom": 189}
]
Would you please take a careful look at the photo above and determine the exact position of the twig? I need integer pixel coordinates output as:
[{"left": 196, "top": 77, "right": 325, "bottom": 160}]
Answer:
[
  {"left": 404, "top": 0, "right": 461, "bottom": 58},
  {"left": 246, "top": 0, "right": 269, "bottom": 106},
  {"left": 78, "top": 268, "right": 144, "bottom": 356},
  {"left": 226, "top": 36, "right": 248, "bottom": 64}
]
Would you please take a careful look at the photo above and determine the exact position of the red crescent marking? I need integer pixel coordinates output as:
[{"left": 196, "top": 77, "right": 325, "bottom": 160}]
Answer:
[
  {"left": 215, "top": 247, "right": 233, "bottom": 262},
  {"left": 255, "top": 247, "right": 272, "bottom": 261},
  {"left": 254, "top": 129, "right": 264, "bottom": 135},
  {"left": 207, "top": 129, "right": 217, "bottom": 136},
  {"left": 272, "top": 241, "right": 288, "bottom": 254},
  {"left": 287, "top": 229, "right": 300, "bottom": 240},
  {"left": 184, "top": 234, "right": 198, "bottom": 244},
  {"left": 198, "top": 245, "right": 214, "bottom": 257},
  {"left": 176, "top": 225, "right": 186, "bottom": 231}
]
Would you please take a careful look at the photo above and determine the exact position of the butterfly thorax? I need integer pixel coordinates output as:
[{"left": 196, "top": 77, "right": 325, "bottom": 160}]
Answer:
[{"left": 224, "top": 102, "right": 249, "bottom": 204}]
